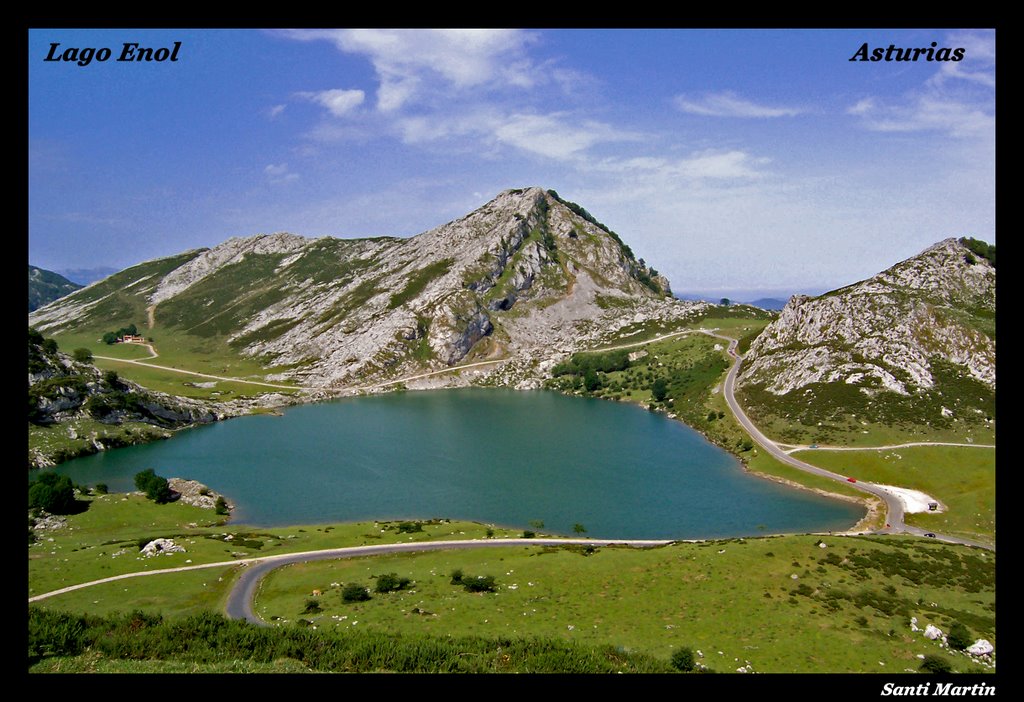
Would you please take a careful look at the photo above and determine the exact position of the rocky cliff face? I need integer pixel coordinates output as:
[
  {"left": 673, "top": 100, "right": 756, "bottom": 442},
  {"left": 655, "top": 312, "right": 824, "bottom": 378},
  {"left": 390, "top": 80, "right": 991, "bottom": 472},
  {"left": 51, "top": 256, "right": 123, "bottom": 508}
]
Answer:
[
  {"left": 28, "top": 329, "right": 229, "bottom": 466},
  {"left": 736, "top": 238, "right": 994, "bottom": 436},
  {"left": 31, "top": 188, "right": 700, "bottom": 389}
]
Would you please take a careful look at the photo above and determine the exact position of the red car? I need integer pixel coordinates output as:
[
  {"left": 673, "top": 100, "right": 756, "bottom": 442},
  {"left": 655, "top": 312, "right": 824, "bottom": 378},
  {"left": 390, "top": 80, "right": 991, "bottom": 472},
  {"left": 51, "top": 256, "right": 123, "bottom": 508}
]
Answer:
[{"left": 846, "top": 477, "right": 857, "bottom": 483}]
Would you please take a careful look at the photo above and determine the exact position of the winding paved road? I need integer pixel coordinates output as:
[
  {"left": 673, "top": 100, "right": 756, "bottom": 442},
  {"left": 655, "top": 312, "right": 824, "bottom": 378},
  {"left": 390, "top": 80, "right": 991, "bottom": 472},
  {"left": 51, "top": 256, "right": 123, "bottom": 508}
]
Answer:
[
  {"left": 224, "top": 538, "right": 672, "bottom": 625},
  {"left": 711, "top": 331, "right": 992, "bottom": 551}
]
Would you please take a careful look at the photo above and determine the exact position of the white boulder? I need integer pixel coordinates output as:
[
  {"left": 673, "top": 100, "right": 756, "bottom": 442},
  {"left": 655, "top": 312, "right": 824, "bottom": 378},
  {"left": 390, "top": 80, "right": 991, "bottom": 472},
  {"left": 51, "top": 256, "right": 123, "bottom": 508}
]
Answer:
[
  {"left": 924, "top": 624, "right": 943, "bottom": 640},
  {"left": 967, "top": 640, "right": 994, "bottom": 656}
]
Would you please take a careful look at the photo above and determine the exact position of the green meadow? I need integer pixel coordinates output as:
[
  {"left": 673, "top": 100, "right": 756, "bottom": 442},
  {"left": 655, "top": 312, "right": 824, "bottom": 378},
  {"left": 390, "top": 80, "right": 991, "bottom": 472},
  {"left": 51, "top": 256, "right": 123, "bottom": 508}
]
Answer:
[{"left": 29, "top": 494, "right": 994, "bottom": 673}]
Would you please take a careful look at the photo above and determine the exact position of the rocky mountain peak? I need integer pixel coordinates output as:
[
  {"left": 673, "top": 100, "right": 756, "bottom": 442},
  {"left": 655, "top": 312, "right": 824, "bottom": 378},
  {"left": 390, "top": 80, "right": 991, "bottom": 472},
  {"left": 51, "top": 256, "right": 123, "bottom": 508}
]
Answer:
[
  {"left": 31, "top": 188, "right": 696, "bottom": 390},
  {"left": 738, "top": 237, "right": 995, "bottom": 408}
]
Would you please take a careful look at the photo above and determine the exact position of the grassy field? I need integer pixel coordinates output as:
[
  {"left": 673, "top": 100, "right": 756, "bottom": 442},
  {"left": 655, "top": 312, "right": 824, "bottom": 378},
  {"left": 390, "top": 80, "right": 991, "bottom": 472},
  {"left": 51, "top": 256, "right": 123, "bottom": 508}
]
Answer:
[
  {"left": 29, "top": 494, "right": 523, "bottom": 601},
  {"left": 791, "top": 446, "right": 995, "bottom": 546},
  {"left": 249, "top": 535, "right": 994, "bottom": 673},
  {"left": 51, "top": 328, "right": 302, "bottom": 401},
  {"left": 29, "top": 494, "right": 994, "bottom": 673}
]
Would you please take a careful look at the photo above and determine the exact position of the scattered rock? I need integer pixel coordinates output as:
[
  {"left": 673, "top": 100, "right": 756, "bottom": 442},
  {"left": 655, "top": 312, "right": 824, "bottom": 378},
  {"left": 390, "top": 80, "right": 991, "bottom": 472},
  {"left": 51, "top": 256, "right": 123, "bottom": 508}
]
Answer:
[
  {"left": 168, "top": 478, "right": 232, "bottom": 511},
  {"left": 140, "top": 538, "right": 185, "bottom": 557},
  {"left": 967, "top": 640, "right": 994, "bottom": 656},
  {"left": 924, "top": 624, "right": 943, "bottom": 640}
]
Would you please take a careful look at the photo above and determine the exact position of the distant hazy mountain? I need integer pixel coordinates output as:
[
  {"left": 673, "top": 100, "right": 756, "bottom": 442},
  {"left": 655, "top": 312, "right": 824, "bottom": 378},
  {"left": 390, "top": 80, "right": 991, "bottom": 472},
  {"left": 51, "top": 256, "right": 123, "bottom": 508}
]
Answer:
[
  {"left": 56, "top": 266, "right": 120, "bottom": 285},
  {"left": 28, "top": 265, "right": 82, "bottom": 312},
  {"left": 747, "top": 298, "right": 789, "bottom": 311},
  {"left": 30, "top": 187, "right": 699, "bottom": 389}
]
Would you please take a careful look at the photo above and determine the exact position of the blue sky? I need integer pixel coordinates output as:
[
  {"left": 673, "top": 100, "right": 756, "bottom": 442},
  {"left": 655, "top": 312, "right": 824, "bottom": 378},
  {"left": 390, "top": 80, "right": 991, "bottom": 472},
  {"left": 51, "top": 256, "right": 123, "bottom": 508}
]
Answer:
[{"left": 28, "top": 28, "right": 995, "bottom": 298}]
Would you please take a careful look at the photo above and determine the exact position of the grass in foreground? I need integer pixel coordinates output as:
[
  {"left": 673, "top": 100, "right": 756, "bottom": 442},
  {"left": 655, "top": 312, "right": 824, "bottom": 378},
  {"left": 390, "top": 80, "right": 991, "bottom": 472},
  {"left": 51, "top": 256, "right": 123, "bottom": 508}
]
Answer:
[{"left": 250, "top": 535, "right": 994, "bottom": 673}]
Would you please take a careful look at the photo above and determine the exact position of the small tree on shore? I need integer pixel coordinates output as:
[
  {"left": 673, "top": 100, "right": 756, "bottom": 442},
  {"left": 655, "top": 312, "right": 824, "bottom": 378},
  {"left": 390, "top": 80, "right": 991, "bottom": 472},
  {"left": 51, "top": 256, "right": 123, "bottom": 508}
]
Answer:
[{"left": 134, "top": 469, "right": 173, "bottom": 504}]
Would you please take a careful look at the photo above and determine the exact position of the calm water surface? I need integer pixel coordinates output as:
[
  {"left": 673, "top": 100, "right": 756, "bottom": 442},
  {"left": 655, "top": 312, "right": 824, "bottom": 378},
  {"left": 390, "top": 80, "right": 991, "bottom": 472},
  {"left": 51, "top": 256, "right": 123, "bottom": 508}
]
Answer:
[{"left": 54, "top": 389, "right": 863, "bottom": 539}]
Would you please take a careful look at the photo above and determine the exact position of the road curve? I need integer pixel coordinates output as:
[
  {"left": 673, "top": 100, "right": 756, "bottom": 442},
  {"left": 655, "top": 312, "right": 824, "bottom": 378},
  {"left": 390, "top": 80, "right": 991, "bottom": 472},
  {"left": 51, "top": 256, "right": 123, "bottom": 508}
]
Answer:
[
  {"left": 710, "top": 331, "right": 992, "bottom": 551},
  {"left": 225, "top": 538, "right": 672, "bottom": 625}
]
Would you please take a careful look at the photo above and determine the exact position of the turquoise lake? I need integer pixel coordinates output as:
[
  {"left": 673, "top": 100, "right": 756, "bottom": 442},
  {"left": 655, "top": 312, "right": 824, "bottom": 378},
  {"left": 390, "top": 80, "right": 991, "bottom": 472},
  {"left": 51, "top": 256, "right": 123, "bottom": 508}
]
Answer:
[{"left": 53, "top": 388, "right": 863, "bottom": 539}]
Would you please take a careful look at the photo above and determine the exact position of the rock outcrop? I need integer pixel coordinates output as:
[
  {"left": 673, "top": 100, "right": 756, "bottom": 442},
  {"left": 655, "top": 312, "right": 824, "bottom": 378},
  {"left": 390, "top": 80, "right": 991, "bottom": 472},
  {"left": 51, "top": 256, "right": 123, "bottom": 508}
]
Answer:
[
  {"left": 740, "top": 239, "right": 994, "bottom": 397},
  {"left": 736, "top": 238, "right": 995, "bottom": 432}
]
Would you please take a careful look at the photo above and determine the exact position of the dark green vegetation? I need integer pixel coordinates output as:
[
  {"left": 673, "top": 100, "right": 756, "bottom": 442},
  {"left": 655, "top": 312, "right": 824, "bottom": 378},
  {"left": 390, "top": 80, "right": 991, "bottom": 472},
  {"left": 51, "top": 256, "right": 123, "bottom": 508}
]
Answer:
[
  {"left": 960, "top": 237, "right": 995, "bottom": 267},
  {"left": 28, "top": 473, "right": 79, "bottom": 515},
  {"left": 28, "top": 608, "right": 677, "bottom": 673},
  {"left": 739, "top": 357, "right": 994, "bottom": 447},
  {"left": 546, "top": 329, "right": 753, "bottom": 455},
  {"left": 134, "top": 469, "right": 173, "bottom": 504},
  {"left": 28, "top": 265, "right": 82, "bottom": 312},
  {"left": 341, "top": 583, "right": 372, "bottom": 603},
  {"left": 101, "top": 324, "right": 140, "bottom": 345}
]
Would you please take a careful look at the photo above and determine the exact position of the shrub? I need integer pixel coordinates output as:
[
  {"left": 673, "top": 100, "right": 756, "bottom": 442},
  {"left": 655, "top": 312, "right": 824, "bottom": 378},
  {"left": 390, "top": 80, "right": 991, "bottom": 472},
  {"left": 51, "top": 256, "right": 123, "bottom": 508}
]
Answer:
[
  {"left": 449, "top": 569, "right": 464, "bottom": 585},
  {"left": 303, "top": 599, "right": 322, "bottom": 614},
  {"left": 94, "top": 483, "right": 108, "bottom": 495},
  {"left": 375, "top": 573, "right": 413, "bottom": 593},
  {"left": 342, "top": 584, "right": 371, "bottom": 603},
  {"left": 396, "top": 521, "right": 423, "bottom": 533},
  {"left": 462, "top": 575, "right": 497, "bottom": 593},
  {"left": 134, "top": 468, "right": 173, "bottom": 504},
  {"left": 947, "top": 621, "right": 972, "bottom": 651},
  {"left": 919, "top": 654, "right": 954, "bottom": 674},
  {"left": 72, "top": 347, "right": 93, "bottom": 363},
  {"left": 214, "top": 496, "right": 229, "bottom": 515},
  {"left": 28, "top": 473, "right": 77, "bottom": 515},
  {"left": 670, "top": 647, "right": 696, "bottom": 672}
]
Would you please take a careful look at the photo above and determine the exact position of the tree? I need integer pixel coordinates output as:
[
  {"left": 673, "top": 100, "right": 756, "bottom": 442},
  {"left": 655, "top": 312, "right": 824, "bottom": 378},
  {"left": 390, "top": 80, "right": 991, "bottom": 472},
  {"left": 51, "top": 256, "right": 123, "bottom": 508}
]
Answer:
[
  {"left": 134, "top": 469, "right": 173, "bottom": 504},
  {"left": 214, "top": 496, "right": 229, "bottom": 515},
  {"left": 28, "top": 473, "right": 77, "bottom": 515},
  {"left": 102, "top": 331, "right": 118, "bottom": 345},
  {"left": 919, "top": 654, "right": 953, "bottom": 674},
  {"left": 651, "top": 378, "right": 669, "bottom": 402},
  {"left": 670, "top": 647, "right": 696, "bottom": 672},
  {"left": 947, "top": 621, "right": 972, "bottom": 651},
  {"left": 94, "top": 483, "right": 108, "bottom": 495},
  {"left": 583, "top": 369, "right": 601, "bottom": 392},
  {"left": 342, "top": 583, "right": 371, "bottom": 603},
  {"left": 375, "top": 573, "right": 412, "bottom": 593},
  {"left": 104, "top": 370, "right": 120, "bottom": 387},
  {"left": 72, "top": 348, "right": 93, "bottom": 363},
  {"left": 720, "top": 298, "right": 731, "bottom": 306},
  {"left": 573, "top": 523, "right": 587, "bottom": 534}
]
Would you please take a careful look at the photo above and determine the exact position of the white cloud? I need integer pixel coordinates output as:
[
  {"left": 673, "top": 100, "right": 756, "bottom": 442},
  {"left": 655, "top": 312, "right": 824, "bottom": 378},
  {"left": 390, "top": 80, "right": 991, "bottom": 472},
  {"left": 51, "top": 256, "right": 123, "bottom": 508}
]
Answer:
[
  {"left": 268, "top": 104, "right": 287, "bottom": 119},
  {"left": 854, "top": 95, "right": 992, "bottom": 138},
  {"left": 282, "top": 29, "right": 535, "bottom": 112},
  {"left": 298, "top": 88, "right": 366, "bottom": 117},
  {"left": 492, "top": 113, "right": 643, "bottom": 161},
  {"left": 850, "top": 30, "right": 993, "bottom": 139},
  {"left": 674, "top": 91, "right": 803, "bottom": 118},
  {"left": 264, "top": 163, "right": 299, "bottom": 184}
]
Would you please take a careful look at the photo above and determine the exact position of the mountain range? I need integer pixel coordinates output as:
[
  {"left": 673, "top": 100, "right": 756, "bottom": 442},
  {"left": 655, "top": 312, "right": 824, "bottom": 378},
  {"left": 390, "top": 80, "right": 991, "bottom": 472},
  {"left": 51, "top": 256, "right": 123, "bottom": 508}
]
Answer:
[{"left": 29, "top": 188, "right": 700, "bottom": 389}]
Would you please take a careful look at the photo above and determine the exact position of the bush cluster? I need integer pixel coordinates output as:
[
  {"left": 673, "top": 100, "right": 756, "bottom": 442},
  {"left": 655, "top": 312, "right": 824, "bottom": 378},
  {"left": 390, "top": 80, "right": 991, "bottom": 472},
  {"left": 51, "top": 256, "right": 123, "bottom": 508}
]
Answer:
[
  {"left": 28, "top": 608, "right": 676, "bottom": 673},
  {"left": 134, "top": 469, "right": 173, "bottom": 504}
]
